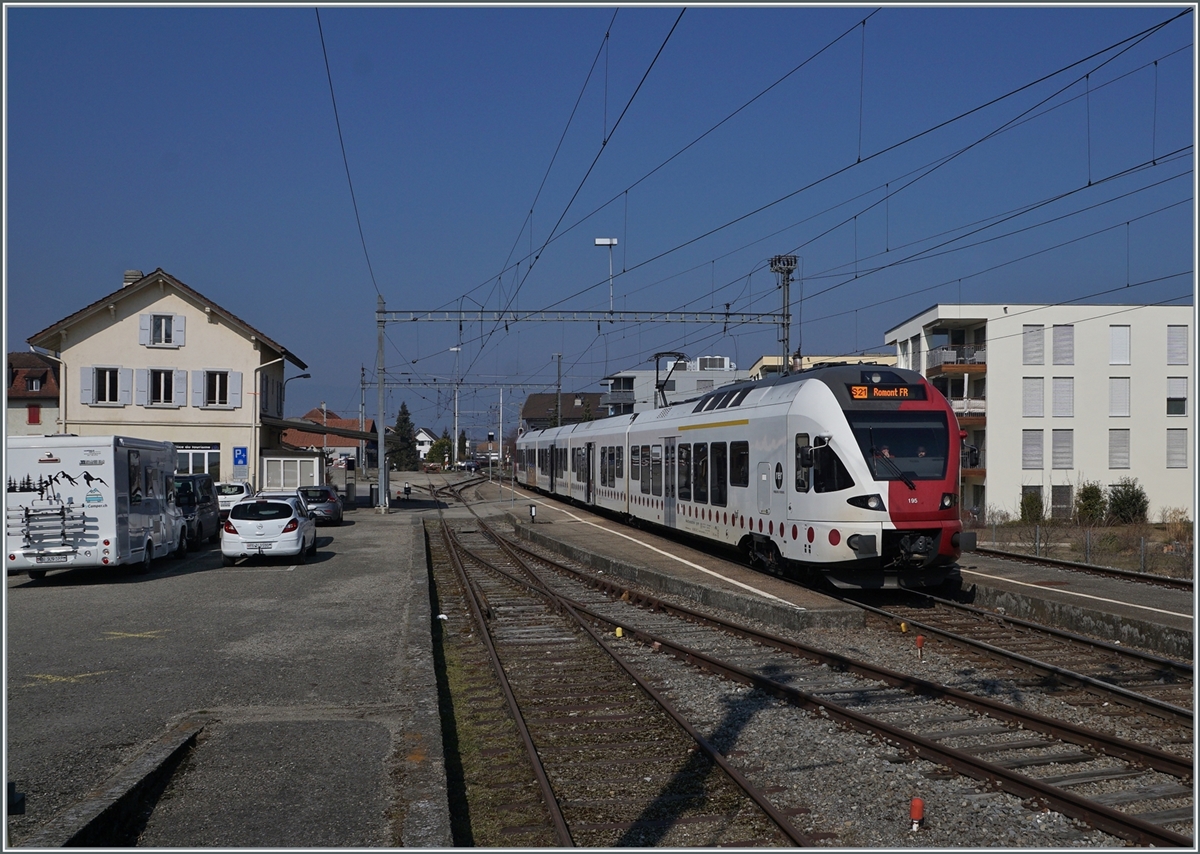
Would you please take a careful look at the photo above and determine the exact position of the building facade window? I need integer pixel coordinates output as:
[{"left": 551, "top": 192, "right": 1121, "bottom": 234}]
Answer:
[
  {"left": 1052, "top": 325, "right": 1074, "bottom": 365},
  {"left": 1022, "top": 325, "right": 1044, "bottom": 365},
  {"left": 95, "top": 368, "right": 120, "bottom": 403},
  {"left": 25, "top": 377, "right": 41, "bottom": 392},
  {"left": 1109, "top": 325, "right": 1131, "bottom": 365},
  {"left": 192, "top": 370, "right": 243, "bottom": 408},
  {"left": 137, "top": 368, "right": 186, "bottom": 407},
  {"left": 1050, "top": 484, "right": 1073, "bottom": 520},
  {"left": 27, "top": 404, "right": 41, "bottom": 425},
  {"left": 1022, "top": 429, "right": 1043, "bottom": 469},
  {"left": 1167, "top": 377, "right": 1187, "bottom": 416},
  {"left": 1109, "top": 429, "right": 1130, "bottom": 469},
  {"left": 1167, "top": 325, "right": 1189, "bottom": 365},
  {"left": 139, "top": 313, "right": 186, "bottom": 348},
  {"left": 1052, "top": 377, "right": 1073, "bottom": 417},
  {"left": 1052, "top": 429, "right": 1073, "bottom": 469},
  {"left": 150, "top": 370, "right": 173, "bottom": 404},
  {"left": 1166, "top": 429, "right": 1187, "bottom": 469},
  {"left": 1109, "top": 377, "right": 1130, "bottom": 417},
  {"left": 1022, "top": 377, "right": 1044, "bottom": 417}
]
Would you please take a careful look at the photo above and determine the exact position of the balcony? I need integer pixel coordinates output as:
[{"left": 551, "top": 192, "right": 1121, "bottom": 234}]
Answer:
[
  {"left": 600, "top": 390, "right": 635, "bottom": 408},
  {"left": 926, "top": 345, "right": 986, "bottom": 376}
]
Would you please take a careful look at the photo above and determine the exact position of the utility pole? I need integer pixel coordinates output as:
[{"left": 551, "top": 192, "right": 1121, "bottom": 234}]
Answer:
[
  {"left": 770, "top": 255, "right": 798, "bottom": 375},
  {"left": 554, "top": 353, "right": 562, "bottom": 428},
  {"left": 359, "top": 365, "right": 365, "bottom": 469},
  {"left": 451, "top": 346, "right": 461, "bottom": 468},
  {"left": 376, "top": 295, "right": 388, "bottom": 512}
]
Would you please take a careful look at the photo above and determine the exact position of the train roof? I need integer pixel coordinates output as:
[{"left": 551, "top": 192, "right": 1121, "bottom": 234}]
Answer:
[{"left": 687, "top": 361, "right": 922, "bottom": 405}]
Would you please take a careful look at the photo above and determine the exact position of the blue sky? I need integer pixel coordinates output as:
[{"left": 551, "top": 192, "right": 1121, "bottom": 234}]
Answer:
[{"left": 5, "top": 4, "right": 1195, "bottom": 439}]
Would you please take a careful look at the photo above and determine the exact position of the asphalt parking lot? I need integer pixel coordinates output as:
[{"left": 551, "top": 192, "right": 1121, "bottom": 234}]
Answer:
[{"left": 5, "top": 504, "right": 450, "bottom": 847}]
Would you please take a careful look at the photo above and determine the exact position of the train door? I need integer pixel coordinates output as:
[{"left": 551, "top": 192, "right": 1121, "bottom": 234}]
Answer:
[
  {"left": 585, "top": 442, "right": 595, "bottom": 505},
  {"left": 663, "top": 438, "right": 676, "bottom": 527},
  {"left": 757, "top": 461, "right": 772, "bottom": 516},
  {"left": 549, "top": 443, "right": 557, "bottom": 492}
]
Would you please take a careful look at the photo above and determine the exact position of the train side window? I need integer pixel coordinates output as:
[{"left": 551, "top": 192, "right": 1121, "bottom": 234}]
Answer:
[
  {"left": 617, "top": 446, "right": 624, "bottom": 480},
  {"left": 730, "top": 441, "right": 749, "bottom": 487},
  {"left": 730, "top": 388, "right": 751, "bottom": 407},
  {"left": 795, "top": 434, "right": 810, "bottom": 493},
  {"left": 702, "top": 396, "right": 721, "bottom": 412},
  {"left": 650, "top": 444, "right": 663, "bottom": 497},
  {"left": 640, "top": 445, "right": 651, "bottom": 494},
  {"left": 694, "top": 443, "right": 709, "bottom": 504},
  {"left": 678, "top": 444, "right": 692, "bottom": 502},
  {"left": 631, "top": 445, "right": 640, "bottom": 483},
  {"left": 814, "top": 445, "right": 855, "bottom": 493},
  {"left": 711, "top": 442, "right": 728, "bottom": 506}
]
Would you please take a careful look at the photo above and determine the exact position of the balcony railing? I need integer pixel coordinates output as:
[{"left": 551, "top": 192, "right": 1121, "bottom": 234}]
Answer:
[
  {"left": 600, "top": 390, "right": 635, "bottom": 407},
  {"left": 926, "top": 345, "right": 986, "bottom": 370},
  {"left": 950, "top": 397, "right": 987, "bottom": 417}
]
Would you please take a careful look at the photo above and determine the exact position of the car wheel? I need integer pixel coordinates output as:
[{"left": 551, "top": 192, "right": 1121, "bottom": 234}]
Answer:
[
  {"left": 221, "top": 554, "right": 235, "bottom": 567},
  {"left": 136, "top": 542, "right": 153, "bottom": 574},
  {"left": 174, "top": 530, "right": 188, "bottom": 559},
  {"left": 207, "top": 525, "right": 220, "bottom": 545},
  {"left": 296, "top": 545, "right": 308, "bottom": 565},
  {"left": 28, "top": 570, "right": 47, "bottom": 581},
  {"left": 308, "top": 535, "right": 317, "bottom": 556}
]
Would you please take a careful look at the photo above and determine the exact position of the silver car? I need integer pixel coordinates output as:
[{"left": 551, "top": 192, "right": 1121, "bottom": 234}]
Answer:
[
  {"left": 298, "top": 485, "right": 343, "bottom": 525},
  {"left": 221, "top": 495, "right": 317, "bottom": 565},
  {"left": 215, "top": 481, "right": 255, "bottom": 520}
]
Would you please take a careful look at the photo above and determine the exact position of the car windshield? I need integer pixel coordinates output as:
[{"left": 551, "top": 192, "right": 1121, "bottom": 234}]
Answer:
[
  {"left": 844, "top": 410, "right": 949, "bottom": 481},
  {"left": 230, "top": 501, "right": 294, "bottom": 521},
  {"left": 217, "top": 484, "right": 247, "bottom": 496},
  {"left": 299, "top": 488, "right": 330, "bottom": 501}
]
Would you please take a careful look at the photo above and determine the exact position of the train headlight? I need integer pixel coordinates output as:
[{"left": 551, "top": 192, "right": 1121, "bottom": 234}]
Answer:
[
  {"left": 847, "top": 494, "right": 886, "bottom": 511},
  {"left": 940, "top": 493, "right": 957, "bottom": 509}
]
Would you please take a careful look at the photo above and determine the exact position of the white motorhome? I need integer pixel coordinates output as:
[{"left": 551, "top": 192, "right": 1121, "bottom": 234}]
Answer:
[{"left": 5, "top": 435, "right": 186, "bottom": 579}]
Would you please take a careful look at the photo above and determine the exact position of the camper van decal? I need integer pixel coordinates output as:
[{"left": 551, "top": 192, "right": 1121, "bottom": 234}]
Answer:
[
  {"left": 7, "top": 471, "right": 109, "bottom": 499},
  {"left": 86, "top": 488, "right": 104, "bottom": 504}
]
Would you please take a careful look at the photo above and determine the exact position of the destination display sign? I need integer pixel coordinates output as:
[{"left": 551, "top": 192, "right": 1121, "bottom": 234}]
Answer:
[{"left": 847, "top": 383, "right": 927, "bottom": 401}]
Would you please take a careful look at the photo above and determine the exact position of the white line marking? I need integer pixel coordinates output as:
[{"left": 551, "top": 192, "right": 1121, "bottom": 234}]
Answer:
[
  {"left": 505, "top": 486, "right": 805, "bottom": 611},
  {"left": 961, "top": 569, "right": 1192, "bottom": 619}
]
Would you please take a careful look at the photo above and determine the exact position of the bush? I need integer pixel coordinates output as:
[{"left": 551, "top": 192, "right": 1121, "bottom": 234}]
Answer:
[
  {"left": 1020, "top": 490, "right": 1044, "bottom": 523},
  {"left": 1075, "top": 481, "right": 1107, "bottom": 526},
  {"left": 1107, "top": 477, "right": 1149, "bottom": 525}
]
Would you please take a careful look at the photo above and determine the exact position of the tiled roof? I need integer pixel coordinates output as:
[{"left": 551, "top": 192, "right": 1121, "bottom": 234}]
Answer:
[
  {"left": 6, "top": 351, "right": 60, "bottom": 400},
  {"left": 25, "top": 268, "right": 306, "bottom": 370}
]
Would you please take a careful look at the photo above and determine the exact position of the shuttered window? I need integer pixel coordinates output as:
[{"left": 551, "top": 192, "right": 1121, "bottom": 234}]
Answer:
[
  {"left": 1167, "top": 377, "right": 1188, "bottom": 416},
  {"left": 1166, "top": 430, "right": 1187, "bottom": 468},
  {"left": 1108, "top": 429, "right": 1130, "bottom": 469},
  {"left": 1110, "top": 325, "right": 1130, "bottom": 365},
  {"left": 1167, "top": 325, "right": 1188, "bottom": 365},
  {"left": 1022, "top": 325, "right": 1044, "bottom": 365},
  {"left": 1109, "top": 377, "right": 1130, "bottom": 417},
  {"left": 1052, "top": 429, "right": 1073, "bottom": 469},
  {"left": 1052, "top": 325, "right": 1074, "bottom": 365},
  {"left": 1022, "top": 430, "right": 1043, "bottom": 469},
  {"left": 1022, "top": 377, "right": 1044, "bottom": 417},
  {"left": 1052, "top": 377, "right": 1073, "bottom": 417}
]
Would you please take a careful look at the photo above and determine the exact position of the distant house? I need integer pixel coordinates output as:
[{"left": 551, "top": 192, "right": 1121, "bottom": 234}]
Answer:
[
  {"left": 280, "top": 407, "right": 377, "bottom": 467},
  {"left": 23, "top": 268, "right": 306, "bottom": 485},
  {"left": 519, "top": 392, "right": 605, "bottom": 434},
  {"left": 6, "top": 351, "right": 61, "bottom": 436},
  {"left": 415, "top": 427, "right": 438, "bottom": 460}
]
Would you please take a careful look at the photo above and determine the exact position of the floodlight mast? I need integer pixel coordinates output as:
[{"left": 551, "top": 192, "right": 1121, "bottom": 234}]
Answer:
[{"left": 770, "top": 255, "right": 798, "bottom": 376}]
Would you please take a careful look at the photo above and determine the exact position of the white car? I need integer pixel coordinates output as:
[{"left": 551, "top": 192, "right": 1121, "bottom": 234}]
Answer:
[
  {"left": 221, "top": 495, "right": 317, "bottom": 565},
  {"left": 215, "top": 481, "right": 255, "bottom": 520}
]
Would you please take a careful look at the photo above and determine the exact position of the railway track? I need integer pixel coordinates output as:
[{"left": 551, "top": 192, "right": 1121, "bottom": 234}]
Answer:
[
  {"left": 428, "top": 513, "right": 808, "bottom": 845},
  {"left": 430, "top": 480, "right": 1193, "bottom": 846},
  {"left": 974, "top": 546, "right": 1193, "bottom": 591},
  {"left": 847, "top": 592, "right": 1194, "bottom": 725}
]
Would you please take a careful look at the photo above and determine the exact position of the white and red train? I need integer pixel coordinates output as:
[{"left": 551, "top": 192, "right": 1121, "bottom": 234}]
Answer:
[{"left": 515, "top": 363, "right": 976, "bottom": 590}]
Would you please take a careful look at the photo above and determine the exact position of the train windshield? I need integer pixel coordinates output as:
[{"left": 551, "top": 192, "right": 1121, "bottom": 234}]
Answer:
[{"left": 844, "top": 410, "right": 949, "bottom": 481}]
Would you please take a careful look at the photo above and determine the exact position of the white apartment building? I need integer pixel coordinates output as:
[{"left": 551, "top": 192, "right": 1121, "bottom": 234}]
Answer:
[
  {"left": 24, "top": 268, "right": 308, "bottom": 487},
  {"left": 600, "top": 356, "right": 751, "bottom": 415},
  {"left": 886, "top": 303, "right": 1194, "bottom": 522}
]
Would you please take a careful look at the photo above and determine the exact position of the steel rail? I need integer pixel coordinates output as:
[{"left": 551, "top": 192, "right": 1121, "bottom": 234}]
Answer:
[
  {"left": 435, "top": 521, "right": 574, "bottom": 846},
  {"left": 848, "top": 597, "right": 1193, "bottom": 726},
  {"left": 492, "top": 529, "right": 1193, "bottom": 777},
  {"left": 976, "top": 546, "right": 1193, "bottom": 591}
]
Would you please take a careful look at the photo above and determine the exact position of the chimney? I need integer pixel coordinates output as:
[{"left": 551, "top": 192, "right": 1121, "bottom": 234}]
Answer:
[{"left": 123, "top": 270, "right": 144, "bottom": 287}]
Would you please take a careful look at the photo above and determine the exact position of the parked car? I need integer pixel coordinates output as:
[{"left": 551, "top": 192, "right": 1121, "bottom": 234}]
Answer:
[
  {"left": 298, "top": 485, "right": 344, "bottom": 525},
  {"left": 463, "top": 460, "right": 480, "bottom": 473},
  {"left": 215, "top": 481, "right": 255, "bottom": 520},
  {"left": 176, "top": 473, "right": 222, "bottom": 549},
  {"left": 221, "top": 495, "right": 317, "bottom": 565}
]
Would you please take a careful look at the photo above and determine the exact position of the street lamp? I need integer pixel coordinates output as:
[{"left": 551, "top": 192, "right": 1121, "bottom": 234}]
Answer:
[
  {"left": 282, "top": 373, "right": 311, "bottom": 417},
  {"left": 595, "top": 237, "right": 618, "bottom": 313}
]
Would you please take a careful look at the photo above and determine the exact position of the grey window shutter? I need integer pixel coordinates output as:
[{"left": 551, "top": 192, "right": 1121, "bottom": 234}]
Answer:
[
  {"left": 192, "top": 371, "right": 205, "bottom": 407},
  {"left": 1166, "top": 429, "right": 1187, "bottom": 468},
  {"left": 175, "top": 314, "right": 186, "bottom": 346},
  {"left": 174, "top": 370, "right": 188, "bottom": 406},
  {"left": 1052, "top": 429, "right": 1073, "bottom": 469},
  {"left": 1109, "top": 377, "right": 1130, "bottom": 417},
  {"left": 1108, "top": 429, "right": 1130, "bottom": 469},
  {"left": 79, "top": 366, "right": 94, "bottom": 405},
  {"left": 229, "top": 371, "right": 243, "bottom": 408},
  {"left": 1022, "top": 377, "right": 1043, "bottom": 417},
  {"left": 1052, "top": 325, "right": 1074, "bottom": 365},
  {"left": 1022, "top": 430, "right": 1043, "bottom": 469},
  {"left": 1110, "top": 325, "right": 1131, "bottom": 365},
  {"left": 1167, "top": 326, "right": 1188, "bottom": 365},
  {"left": 119, "top": 369, "right": 133, "bottom": 405},
  {"left": 1022, "top": 325, "right": 1044, "bottom": 365},
  {"left": 1052, "top": 377, "right": 1073, "bottom": 417},
  {"left": 1167, "top": 376, "right": 1188, "bottom": 400},
  {"left": 139, "top": 314, "right": 151, "bottom": 346},
  {"left": 135, "top": 369, "right": 148, "bottom": 405}
]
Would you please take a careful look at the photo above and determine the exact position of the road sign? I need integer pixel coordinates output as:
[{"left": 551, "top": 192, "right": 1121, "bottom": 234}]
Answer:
[{"left": 233, "top": 446, "right": 248, "bottom": 467}]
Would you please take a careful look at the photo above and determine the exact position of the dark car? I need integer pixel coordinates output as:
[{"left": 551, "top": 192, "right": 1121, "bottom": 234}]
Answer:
[
  {"left": 176, "top": 473, "right": 222, "bottom": 548},
  {"left": 298, "top": 485, "right": 344, "bottom": 526}
]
